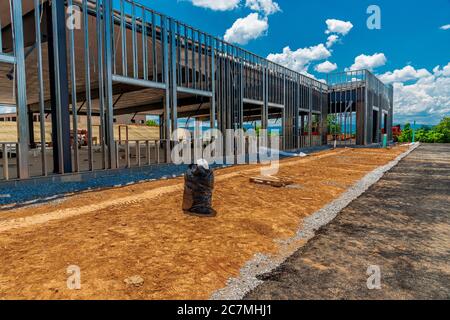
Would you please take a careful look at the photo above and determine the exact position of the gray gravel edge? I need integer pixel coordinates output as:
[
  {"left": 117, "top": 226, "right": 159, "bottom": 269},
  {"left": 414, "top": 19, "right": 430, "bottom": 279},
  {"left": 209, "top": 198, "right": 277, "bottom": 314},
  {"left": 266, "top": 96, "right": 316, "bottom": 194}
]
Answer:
[{"left": 210, "top": 143, "right": 420, "bottom": 300}]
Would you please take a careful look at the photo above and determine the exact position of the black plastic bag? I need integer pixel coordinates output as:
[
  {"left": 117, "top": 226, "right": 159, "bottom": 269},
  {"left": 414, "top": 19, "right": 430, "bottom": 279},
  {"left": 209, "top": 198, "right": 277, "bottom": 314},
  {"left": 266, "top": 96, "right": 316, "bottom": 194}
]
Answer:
[{"left": 182, "top": 164, "right": 216, "bottom": 217}]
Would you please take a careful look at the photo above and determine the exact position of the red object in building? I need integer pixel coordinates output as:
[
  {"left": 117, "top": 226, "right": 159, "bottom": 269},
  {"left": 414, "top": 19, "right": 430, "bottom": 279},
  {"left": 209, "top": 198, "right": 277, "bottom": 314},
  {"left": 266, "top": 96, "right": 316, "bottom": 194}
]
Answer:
[{"left": 392, "top": 125, "right": 402, "bottom": 141}]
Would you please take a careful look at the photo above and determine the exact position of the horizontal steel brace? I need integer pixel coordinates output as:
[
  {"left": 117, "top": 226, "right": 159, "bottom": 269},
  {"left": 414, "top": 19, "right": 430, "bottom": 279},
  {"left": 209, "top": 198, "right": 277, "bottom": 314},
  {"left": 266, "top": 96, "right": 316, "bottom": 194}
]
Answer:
[
  {"left": 112, "top": 74, "right": 167, "bottom": 90},
  {"left": 243, "top": 98, "right": 264, "bottom": 106},
  {"left": 268, "top": 102, "right": 285, "bottom": 109},
  {"left": 177, "top": 86, "right": 213, "bottom": 98},
  {"left": 0, "top": 54, "right": 16, "bottom": 64}
]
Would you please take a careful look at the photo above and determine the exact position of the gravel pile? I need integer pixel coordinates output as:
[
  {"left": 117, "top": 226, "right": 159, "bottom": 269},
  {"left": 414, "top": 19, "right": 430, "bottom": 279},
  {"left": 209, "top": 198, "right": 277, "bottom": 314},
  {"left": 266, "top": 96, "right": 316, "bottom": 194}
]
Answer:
[{"left": 210, "top": 143, "right": 420, "bottom": 300}]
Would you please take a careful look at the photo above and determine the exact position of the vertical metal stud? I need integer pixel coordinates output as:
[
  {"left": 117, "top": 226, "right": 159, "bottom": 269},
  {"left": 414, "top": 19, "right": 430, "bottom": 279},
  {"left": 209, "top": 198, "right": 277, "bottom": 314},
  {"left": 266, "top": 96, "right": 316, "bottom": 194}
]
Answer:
[
  {"left": 2, "top": 144, "right": 8, "bottom": 180},
  {"left": 120, "top": 0, "right": 127, "bottom": 76},
  {"left": 96, "top": 0, "right": 106, "bottom": 169},
  {"left": 210, "top": 36, "right": 216, "bottom": 128},
  {"left": 170, "top": 18, "right": 178, "bottom": 133},
  {"left": 35, "top": 0, "right": 48, "bottom": 176},
  {"left": 162, "top": 16, "right": 172, "bottom": 162},
  {"left": 131, "top": 2, "right": 138, "bottom": 78},
  {"left": 12, "top": 0, "right": 29, "bottom": 179},
  {"left": 142, "top": 8, "right": 148, "bottom": 81},
  {"left": 104, "top": 0, "right": 117, "bottom": 169},
  {"left": 83, "top": 0, "right": 93, "bottom": 171}
]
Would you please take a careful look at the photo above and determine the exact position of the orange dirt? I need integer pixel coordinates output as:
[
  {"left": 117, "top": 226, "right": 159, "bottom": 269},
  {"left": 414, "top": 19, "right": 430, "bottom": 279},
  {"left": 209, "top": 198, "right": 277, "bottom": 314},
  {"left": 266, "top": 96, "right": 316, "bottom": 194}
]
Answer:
[{"left": 0, "top": 146, "right": 408, "bottom": 299}]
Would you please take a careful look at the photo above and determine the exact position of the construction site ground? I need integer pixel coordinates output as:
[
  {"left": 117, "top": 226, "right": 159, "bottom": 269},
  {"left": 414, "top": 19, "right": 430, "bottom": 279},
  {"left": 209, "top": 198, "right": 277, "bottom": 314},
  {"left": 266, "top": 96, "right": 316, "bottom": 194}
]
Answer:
[
  {"left": 246, "top": 144, "right": 450, "bottom": 300},
  {"left": 0, "top": 145, "right": 411, "bottom": 299}
]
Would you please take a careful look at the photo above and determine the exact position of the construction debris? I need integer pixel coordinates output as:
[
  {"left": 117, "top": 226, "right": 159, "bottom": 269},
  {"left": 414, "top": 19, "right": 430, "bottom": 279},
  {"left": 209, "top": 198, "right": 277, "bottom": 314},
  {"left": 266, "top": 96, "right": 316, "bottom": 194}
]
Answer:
[
  {"left": 124, "top": 276, "right": 144, "bottom": 287},
  {"left": 250, "top": 176, "right": 294, "bottom": 188}
]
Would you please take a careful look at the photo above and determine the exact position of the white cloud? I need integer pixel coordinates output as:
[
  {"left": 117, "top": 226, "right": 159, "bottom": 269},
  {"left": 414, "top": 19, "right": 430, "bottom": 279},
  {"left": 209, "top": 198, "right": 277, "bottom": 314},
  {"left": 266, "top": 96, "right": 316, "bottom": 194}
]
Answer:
[
  {"left": 390, "top": 62, "right": 450, "bottom": 124},
  {"left": 189, "top": 0, "right": 240, "bottom": 11},
  {"left": 245, "top": 0, "right": 281, "bottom": 16},
  {"left": 347, "top": 53, "right": 387, "bottom": 71},
  {"left": 326, "top": 35, "right": 339, "bottom": 48},
  {"left": 315, "top": 61, "right": 337, "bottom": 73},
  {"left": 379, "top": 65, "right": 432, "bottom": 84},
  {"left": 433, "top": 62, "right": 450, "bottom": 77},
  {"left": 394, "top": 76, "right": 450, "bottom": 124},
  {"left": 267, "top": 44, "right": 331, "bottom": 73},
  {"left": 439, "top": 24, "right": 450, "bottom": 30},
  {"left": 325, "top": 19, "right": 353, "bottom": 35},
  {"left": 224, "top": 13, "right": 269, "bottom": 45}
]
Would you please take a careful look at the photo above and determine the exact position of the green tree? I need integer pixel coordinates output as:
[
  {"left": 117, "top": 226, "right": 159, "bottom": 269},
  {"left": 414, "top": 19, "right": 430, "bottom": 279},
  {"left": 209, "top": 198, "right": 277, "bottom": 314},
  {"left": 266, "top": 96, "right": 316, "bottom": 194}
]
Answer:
[
  {"left": 327, "top": 114, "right": 341, "bottom": 134},
  {"left": 434, "top": 116, "right": 450, "bottom": 142},
  {"left": 398, "top": 123, "right": 413, "bottom": 142},
  {"left": 146, "top": 119, "right": 159, "bottom": 127},
  {"left": 399, "top": 117, "right": 450, "bottom": 143}
]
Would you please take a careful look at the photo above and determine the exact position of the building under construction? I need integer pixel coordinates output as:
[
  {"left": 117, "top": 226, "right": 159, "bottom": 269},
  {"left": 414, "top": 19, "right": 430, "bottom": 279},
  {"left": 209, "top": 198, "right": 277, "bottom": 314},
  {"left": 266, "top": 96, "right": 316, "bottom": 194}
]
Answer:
[{"left": 0, "top": 0, "right": 393, "bottom": 182}]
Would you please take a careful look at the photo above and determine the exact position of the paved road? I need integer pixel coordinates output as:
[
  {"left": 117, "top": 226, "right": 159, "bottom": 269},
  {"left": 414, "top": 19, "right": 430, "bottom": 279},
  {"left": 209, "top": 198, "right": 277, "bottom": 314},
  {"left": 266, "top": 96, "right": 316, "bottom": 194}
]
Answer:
[{"left": 246, "top": 144, "right": 450, "bottom": 299}]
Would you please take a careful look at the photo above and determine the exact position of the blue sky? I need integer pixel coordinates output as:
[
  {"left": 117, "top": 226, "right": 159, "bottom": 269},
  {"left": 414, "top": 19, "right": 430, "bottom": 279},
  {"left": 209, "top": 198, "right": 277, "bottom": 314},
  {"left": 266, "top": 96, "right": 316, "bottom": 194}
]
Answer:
[
  {"left": 140, "top": 0, "right": 450, "bottom": 125},
  {"left": 1, "top": 0, "right": 448, "bottom": 125}
]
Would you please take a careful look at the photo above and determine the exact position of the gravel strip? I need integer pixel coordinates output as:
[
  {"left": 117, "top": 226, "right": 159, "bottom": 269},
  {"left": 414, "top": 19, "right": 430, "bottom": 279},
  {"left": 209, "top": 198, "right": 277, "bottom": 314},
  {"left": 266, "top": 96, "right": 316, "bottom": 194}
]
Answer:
[{"left": 210, "top": 143, "right": 420, "bottom": 300}]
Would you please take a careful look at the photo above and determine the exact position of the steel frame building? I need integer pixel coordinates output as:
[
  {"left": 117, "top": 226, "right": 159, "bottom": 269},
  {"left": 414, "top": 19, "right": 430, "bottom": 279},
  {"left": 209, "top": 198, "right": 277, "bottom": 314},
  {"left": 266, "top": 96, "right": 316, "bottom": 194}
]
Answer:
[{"left": 0, "top": 0, "right": 393, "bottom": 182}]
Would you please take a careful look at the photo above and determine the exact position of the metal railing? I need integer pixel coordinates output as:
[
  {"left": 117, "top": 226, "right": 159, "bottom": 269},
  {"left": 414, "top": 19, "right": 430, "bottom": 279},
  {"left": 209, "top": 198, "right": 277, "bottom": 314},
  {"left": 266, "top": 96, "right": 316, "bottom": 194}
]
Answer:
[
  {"left": 0, "top": 142, "right": 19, "bottom": 181},
  {"left": 115, "top": 139, "right": 168, "bottom": 168}
]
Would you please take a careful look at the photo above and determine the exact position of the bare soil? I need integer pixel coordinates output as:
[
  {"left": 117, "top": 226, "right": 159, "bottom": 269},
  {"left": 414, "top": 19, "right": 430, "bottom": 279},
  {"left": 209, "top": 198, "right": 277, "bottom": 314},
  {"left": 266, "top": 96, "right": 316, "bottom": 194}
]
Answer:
[
  {"left": 0, "top": 146, "right": 407, "bottom": 299},
  {"left": 245, "top": 144, "right": 450, "bottom": 300}
]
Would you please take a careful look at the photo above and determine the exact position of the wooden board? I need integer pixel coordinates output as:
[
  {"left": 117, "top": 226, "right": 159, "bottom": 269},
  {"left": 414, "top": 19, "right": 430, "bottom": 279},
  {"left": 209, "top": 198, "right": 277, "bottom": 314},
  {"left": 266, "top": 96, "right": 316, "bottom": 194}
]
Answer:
[{"left": 250, "top": 176, "right": 294, "bottom": 188}]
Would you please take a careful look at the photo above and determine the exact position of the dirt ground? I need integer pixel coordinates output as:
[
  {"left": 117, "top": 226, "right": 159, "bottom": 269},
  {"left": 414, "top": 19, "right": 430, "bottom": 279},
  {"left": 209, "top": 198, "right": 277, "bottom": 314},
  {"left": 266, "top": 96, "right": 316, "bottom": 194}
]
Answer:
[
  {"left": 0, "top": 146, "right": 408, "bottom": 299},
  {"left": 246, "top": 144, "right": 450, "bottom": 300}
]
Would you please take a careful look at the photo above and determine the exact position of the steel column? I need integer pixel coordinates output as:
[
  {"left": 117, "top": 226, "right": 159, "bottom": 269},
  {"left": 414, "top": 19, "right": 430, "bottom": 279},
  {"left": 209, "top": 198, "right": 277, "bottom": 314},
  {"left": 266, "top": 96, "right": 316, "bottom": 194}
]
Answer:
[
  {"left": 262, "top": 65, "right": 268, "bottom": 129},
  {"left": 162, "top": 16, "right": 171, "bottom": 162},
  {"left": 96, "top": 0, "right": 106, "bottom": 169},
  {"left": 210, "top": 37, "right": 216, "bottom": 128},
  {"left": 169, "top": 18, "right": 178, "bottom": 133},
  {"left": 47, "top": 1, "right": 72, "bottom": 174},
  {"left": 364, "top": 71, "right": 369, "bottom": 145},
  {"left": 104, "top": 0, "right": 116, "bottom": 169},
  {"left": 12, "top": 0, "right": 29, "bottom": 179},
  {"left": 308, "top": 85, "right": 313, "bottom": 147},
  {"left": 35, "top": 0, "right": 47, "bottom": 176},
  {"left": 67, "top": 0, "right": 79, "bottom": 172}
]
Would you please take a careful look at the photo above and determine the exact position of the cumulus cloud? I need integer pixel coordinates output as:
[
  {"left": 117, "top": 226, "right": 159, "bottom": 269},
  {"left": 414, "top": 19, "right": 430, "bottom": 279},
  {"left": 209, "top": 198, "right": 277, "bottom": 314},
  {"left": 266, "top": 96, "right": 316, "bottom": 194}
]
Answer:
[
  {"left": 347, "top": 53, "right": 387, "bottom": 71},
  {"left": 433, "top": 62, "right": 450, "bottom": 77},
  {"left": 189, "top": 0, "right": 240, "bottom": 11},
  {"left": 325, "top": 19, "right": 353, "bottom": 35},
  {"left": 439, "top": 24, "right": 450, "bottom": 30},
  {"left": 267, "top": 44, "right": 331, "bottom": 74},
  {"left": 224, "top": 13, "right": 269, "bottom": 45},
  {"left": 379, "top": 65, "right": 432, "bottom": 84},
  {"left": 315, "top": 61, "right": 337, "bottom": 73},
  {"left": 245, "top": 0, "right": 281, "bottom": 16},
  {"left": 390, "top": 62, "right": 450, "bottom": 124},
  {"left": 394, "top": 77, "right": 450, "bottom": 124},
  {"left": 326, "top": 35, "right": 339, "bottom": 48}
]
